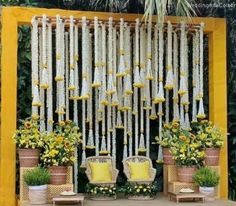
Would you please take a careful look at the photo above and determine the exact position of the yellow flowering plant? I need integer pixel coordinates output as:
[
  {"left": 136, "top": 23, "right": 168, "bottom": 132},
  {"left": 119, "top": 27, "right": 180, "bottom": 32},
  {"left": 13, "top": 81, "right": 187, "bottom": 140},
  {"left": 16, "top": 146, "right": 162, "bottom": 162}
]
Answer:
[
  {"left": 156, "top": 121, "right": 181, "bottom": 148},
  {"left": 12, "top": 118, "right": 43, "bottom": 149},
  {"left": 123, "top": 182, "right": 158, "bottom": 197},
  {"left": 191, "top": 120, "right": 224, "bottom": 148},
  {"left": 86, "top": 184, "right": 117, "bottom": 198},
  {"left": 41, "top": 121, "right": 82, "bottom": 166},
  {"left": 170, "top": 130, "right": 205, "bottom": 167}
]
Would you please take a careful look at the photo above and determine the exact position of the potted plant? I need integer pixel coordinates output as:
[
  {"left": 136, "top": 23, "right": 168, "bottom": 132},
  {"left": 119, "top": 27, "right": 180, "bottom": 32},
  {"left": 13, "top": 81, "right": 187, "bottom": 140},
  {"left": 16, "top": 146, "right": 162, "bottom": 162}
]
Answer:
[
  {"left": 41, "top": 121, "right": 82, "bottom": 185},
  {"left": 13, "top": 118, "right": 43, "bottom": 167},
  {"left": 123, "top": 182, "right": 158, "bottom": 200},
  {"left": 23, "top": 167, "right": 50, "bottom": 204},
  {"left": 193, "top": 120, "right": 224, "bottom": 166},
  {"left": 86, "top": 183, "right": 117, "bottom": 200},
  {"left": 193, "top": 167, "right": 220, "bottom": 201},
  {"left": 170, "top": 130, "right": 205, "bottom": 183},
  {"left": 156, "top": 121, "right": 180, "bottom": 165}
]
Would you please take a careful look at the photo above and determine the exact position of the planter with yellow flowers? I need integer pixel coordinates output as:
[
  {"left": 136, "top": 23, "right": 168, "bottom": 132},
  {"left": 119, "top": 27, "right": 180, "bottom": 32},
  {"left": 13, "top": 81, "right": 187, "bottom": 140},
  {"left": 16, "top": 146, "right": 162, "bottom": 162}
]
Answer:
[
  {"left": 156, "top": 121, "right": 180, "bottom": 165},
  {"left": 86, "top": 183, "right": 117, "bottom": 200},
  {"left": 193, "top": 120, "right": 224, "bottom": 166},
  {"left": 41, "top": 121, "right": 82, "bottom": 185},
  {"left": 13, "top": 118, "right": 43, "bottom": 167},
  {"left": 123, "top": 182, "right": 158, "bottom": 200},
  {"left": 170, "top": 130, "right": 205, "bottom": 183}
]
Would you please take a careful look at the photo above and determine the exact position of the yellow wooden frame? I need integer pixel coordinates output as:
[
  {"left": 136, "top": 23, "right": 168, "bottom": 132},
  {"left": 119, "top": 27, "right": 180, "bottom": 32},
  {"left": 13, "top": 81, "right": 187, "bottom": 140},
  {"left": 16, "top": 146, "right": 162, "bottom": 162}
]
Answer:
[{"left": 0, "top": 7, "right": 227, "bottom": 206}]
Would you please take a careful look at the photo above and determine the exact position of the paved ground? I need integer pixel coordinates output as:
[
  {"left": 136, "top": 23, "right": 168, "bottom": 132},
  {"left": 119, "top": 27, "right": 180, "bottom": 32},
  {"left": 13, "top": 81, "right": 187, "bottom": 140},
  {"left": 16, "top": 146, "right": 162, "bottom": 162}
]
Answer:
[{"left": 22, "top": 194, "right": 236, "bottom": 206}]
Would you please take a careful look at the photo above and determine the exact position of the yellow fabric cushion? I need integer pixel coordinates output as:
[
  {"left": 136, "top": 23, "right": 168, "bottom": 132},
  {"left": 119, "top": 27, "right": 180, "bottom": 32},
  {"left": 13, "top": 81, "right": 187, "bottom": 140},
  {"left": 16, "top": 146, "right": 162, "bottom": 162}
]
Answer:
[
  {"left": 128, "top": 161, "right": 150, "bottom": 180},
  {"left": 89, "top": 162, "right": 112, "bottom": 182}
]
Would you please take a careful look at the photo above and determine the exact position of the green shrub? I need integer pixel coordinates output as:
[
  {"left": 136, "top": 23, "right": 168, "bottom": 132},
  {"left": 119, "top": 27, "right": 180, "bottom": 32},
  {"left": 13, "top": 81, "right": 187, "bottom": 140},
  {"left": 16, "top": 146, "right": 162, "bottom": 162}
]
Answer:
[
  {"left": 23, "top": 167, "right": 50, "bottom": 186},
  {"left": 193, "top": 167, "right": 220, "bottom": 187}
]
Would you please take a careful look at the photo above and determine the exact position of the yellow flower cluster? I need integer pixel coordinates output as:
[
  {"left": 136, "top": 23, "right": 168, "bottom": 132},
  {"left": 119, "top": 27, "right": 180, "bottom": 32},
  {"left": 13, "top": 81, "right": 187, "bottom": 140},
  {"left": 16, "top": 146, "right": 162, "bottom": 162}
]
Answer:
[
  {"left": 41, "top": 121, "right": 82, "bottom": 166},
  {"left": 12, "top": 118, "right": 43, "bottom": 149},
  {"left": 156, "top": 121, "right": 180, "bottom": 148},
  {"left": 192, "top": 120, "right": 224, "bottom": 148},
  {"left": 170, "top": 130, "right": 205, "bottom": 167}
]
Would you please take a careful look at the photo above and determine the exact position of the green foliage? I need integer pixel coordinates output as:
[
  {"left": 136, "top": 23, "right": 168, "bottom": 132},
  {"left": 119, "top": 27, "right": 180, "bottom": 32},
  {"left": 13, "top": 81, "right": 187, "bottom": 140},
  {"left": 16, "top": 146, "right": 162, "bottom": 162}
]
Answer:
[
  {"left": 193, "top": 167, "right": 220, "bottom": 187},
  {"left": 18, "top": 26, "right": 32, "bottom": 119},
  {"left": 85, "top": 184, "right": 116, "bottom": 197},
  {"left": 121, "top": 182, "right": 158, "bottom": 197},
  {"left": 23, "top": 167, "right": 50, "bottom": 186}
]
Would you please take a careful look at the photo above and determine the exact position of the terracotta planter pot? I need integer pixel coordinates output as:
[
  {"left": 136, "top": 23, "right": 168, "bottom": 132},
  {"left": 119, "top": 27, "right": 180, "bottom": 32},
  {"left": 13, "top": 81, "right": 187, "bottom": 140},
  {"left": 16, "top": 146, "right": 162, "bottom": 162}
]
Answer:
[
  {"left": 162, "top": 148, "right": 175, "bottom": 165},
  {"left": 205, "top": 148, "right": 220, "bottom": 166},
  {"left": 28, "top": 185, "right": 47, "bottom": 204},
  {"left": 18, "top": 148, "right": 39, "bottom": 167},
  {"left": 49, "top": 166, "right": 67, "bottom": 185},
  {"left": 177, "top": 166, "right": 197, "bottom": 183},
  {"left": 199, "top": 187, "right": 215, "bottom": 201}
]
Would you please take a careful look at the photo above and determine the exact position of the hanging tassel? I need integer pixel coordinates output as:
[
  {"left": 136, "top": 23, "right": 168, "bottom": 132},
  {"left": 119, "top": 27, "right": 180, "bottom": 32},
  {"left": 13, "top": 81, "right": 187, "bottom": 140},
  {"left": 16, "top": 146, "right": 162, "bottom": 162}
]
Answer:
[
  {"left": 100, "top": 135, "right": 108, "bottom": 154},
  {"left": 79, "top": 75, "right": 89, "bottom": 100},
  {"left": 197, "top": 98, "right": 206, "bottom": 119},
  {"left": 133, "top": 66, "right": 144, "bottom": 88},
  {"left": 80, "top": 149, "right": 86, "bottom": 168},
  {"left": 123, "top": 144, "right": 128, "bottom": 160},
  {"left": 165, "top": 67, "right": 174, "bottom": 90},
  {"left": 68, "top": 68, "right": 75, "bottom": 90},
  {"left": 111, "top": 90, "right": 119, "bottom": 107},
  {"left": 92, "top": 67, "right": 101, "bottom": 88},
  {"left": 154, "top": 81, "right": 165, "bottom": 103},
  {"left": 32, "top": 85, "right": 41, "bottom": 107},
  {"left": 106, "top": 71, "right": 116, "bottom": 95},
  {"left": 150, "top": 103, "right": 157, "bottom": 120},
  {"left": 138, "top": 132, "right": 146, "bottom": 153},
  {"left": 184, "top": 107, "right": 191, "bottom": 130},
  {"left": 180, "top": 104, "right": 185, "bottom": 129},
  {"left": 116, "top": 110, "right": 124, "bottom": 129},
  {"left": 86, "top": 128, "right": 95, "bottom": 149}
]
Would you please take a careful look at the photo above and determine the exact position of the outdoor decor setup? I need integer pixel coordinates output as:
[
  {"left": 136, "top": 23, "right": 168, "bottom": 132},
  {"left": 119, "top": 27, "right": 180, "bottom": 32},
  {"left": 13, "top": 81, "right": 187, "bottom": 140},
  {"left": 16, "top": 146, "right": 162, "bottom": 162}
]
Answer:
[
  {"left": 0, "top": 7, "right": 227, "bottom": 206},
  {"left": 30, "top": 14, "right": 206, "bottom": 165}
]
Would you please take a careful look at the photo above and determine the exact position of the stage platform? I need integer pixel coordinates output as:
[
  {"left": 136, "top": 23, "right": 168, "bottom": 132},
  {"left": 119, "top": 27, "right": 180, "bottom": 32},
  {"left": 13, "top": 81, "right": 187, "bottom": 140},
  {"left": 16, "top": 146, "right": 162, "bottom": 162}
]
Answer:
[{"left": 21, "top": 194, "right": 236, "bottom": 206}]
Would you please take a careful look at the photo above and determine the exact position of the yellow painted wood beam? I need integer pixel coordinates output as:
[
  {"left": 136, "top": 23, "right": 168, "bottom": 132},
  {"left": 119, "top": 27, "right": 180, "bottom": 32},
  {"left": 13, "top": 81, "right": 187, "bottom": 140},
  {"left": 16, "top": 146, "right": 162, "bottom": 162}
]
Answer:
[
  {"left": 208, "top": 19, "right": 228, "bottom": 199},
  {"left": 0, "top": 7, "right": 18, "bottom": 206}
]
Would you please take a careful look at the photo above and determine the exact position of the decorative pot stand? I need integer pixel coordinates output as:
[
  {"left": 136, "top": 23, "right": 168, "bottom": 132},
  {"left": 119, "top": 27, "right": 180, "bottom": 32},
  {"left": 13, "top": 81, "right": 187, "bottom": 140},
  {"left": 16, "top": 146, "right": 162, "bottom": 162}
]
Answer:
[
  {"left": 52, "top": 194, "right": 84, "bottom": 206},
  {"left": 168, "top": 192, "right": 205, "bottom": 203}
]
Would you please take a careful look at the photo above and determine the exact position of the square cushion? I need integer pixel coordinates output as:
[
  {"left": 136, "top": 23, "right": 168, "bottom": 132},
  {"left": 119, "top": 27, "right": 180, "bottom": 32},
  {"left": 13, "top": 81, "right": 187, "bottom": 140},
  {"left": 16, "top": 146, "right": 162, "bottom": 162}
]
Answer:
[
  {"left": 128, "top": 161, "right": 150, "bottom": 180},
  {"left": 89, "top": 162, "right": 112, "bottom": 182}
]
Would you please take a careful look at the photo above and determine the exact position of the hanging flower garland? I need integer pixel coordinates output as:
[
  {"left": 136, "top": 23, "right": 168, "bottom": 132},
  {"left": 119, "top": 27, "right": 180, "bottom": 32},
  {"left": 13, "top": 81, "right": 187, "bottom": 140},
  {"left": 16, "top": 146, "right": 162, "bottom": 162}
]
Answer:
[
  {"left": 154, "top": 23, "right": 165, "bottom": 104},
  {"left": 173, "top": 31, "right": 180, "bottom": 122},
  {"left": 31, "top": 17, "right": 41, "bottom": 120},
  {"left": 197, "top": 23, "right": 206, "bottom": 119}
]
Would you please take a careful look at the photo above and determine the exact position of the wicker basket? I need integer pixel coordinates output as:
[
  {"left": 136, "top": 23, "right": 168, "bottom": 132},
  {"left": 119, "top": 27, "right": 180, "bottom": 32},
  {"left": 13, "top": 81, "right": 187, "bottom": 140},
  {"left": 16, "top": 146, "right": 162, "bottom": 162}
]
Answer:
[
  {"left": 177, "top": 166, "right": 197, "bottom": 183},
  {"left": 163, "top": 148, "right": 175, "bottom": 165},
  {"left": 49, "top": 166, "right": 68, "bottom": 185},
  {"left": 18, "top": 149, "right": 39, "bottom": 167},
  {"left": 205, "top": 148, "right": 220, "bottom": 166}
]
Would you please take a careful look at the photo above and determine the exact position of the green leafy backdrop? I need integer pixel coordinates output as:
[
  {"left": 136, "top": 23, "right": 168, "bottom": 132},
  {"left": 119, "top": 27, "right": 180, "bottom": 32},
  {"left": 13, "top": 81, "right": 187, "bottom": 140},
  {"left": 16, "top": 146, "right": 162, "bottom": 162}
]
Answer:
[{"left": 2, "top": 0, "right": 236, "bottom": 200}]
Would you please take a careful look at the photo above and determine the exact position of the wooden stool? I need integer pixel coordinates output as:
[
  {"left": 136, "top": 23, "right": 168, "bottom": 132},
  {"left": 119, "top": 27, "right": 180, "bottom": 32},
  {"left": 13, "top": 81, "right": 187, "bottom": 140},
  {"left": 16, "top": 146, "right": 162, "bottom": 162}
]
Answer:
[
  {"left": 168, "top": 192, "right": 205, "bottom": 203},
  {"left": 52, "top": 194, "right": 84, "bottom": 206}
]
